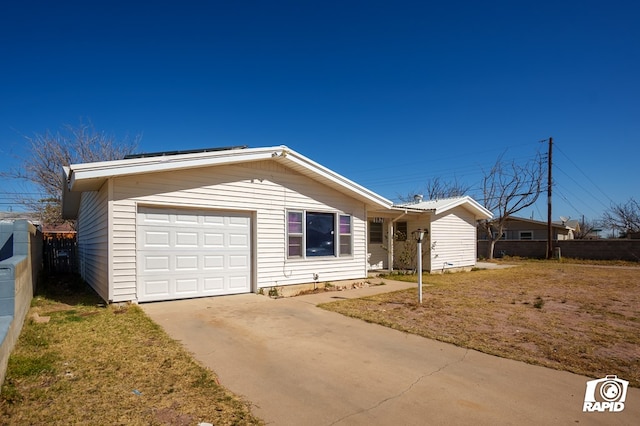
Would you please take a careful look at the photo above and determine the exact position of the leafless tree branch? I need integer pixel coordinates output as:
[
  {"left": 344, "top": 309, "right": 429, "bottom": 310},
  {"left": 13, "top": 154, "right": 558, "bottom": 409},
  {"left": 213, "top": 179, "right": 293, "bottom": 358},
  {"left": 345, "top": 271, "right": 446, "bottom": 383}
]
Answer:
[
  {"left": 480, "top": 151, "right": 544, "bottom": 259},
  {"left": 1, "top": 119, "right": 140, "bottom": 224},
  {"left": 602, "top": 198, "right": 640, "bottom": 236}
]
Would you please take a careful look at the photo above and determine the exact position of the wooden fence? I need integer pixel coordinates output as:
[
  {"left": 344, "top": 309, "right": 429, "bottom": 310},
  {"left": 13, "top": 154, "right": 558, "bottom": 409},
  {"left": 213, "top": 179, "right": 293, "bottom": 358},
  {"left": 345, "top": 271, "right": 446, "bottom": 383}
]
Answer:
[{"left": 43, "top": 234, "right": 77, "bottom": 273}]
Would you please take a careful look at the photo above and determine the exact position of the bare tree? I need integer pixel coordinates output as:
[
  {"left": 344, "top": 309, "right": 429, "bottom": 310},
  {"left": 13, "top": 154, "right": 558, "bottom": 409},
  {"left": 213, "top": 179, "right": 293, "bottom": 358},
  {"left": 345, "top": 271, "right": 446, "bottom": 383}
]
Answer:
[
  {"left": 602, "top": 198, "right": 640, "bottom": 237},
  {"left": 423, "top": 176, "right": 471, "bottom": 199},
  {"left": 479, "top": 152, "right": 545, "bottom": 259},
  {"left": 572, "top": 216, "right": 600, "bottom": 239},
  {"left": 397, "top": 177, "right": 471, "bottom": 203},
  {"left": 2, "top": 120, "right": 139, "bottom": 224}
]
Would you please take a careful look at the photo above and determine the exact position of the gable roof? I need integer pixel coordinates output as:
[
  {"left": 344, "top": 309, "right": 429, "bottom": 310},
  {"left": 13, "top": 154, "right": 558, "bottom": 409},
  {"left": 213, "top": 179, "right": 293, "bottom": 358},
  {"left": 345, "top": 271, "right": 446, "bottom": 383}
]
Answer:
[
  {"left": 62, "top": 145, "right": 393, "bottom": 218},
  {"left": 505, "top": 216, "right": 576, "bottom": 231},
  {"left": 394, "top": 196, "right": 493, "bottom": 220}
]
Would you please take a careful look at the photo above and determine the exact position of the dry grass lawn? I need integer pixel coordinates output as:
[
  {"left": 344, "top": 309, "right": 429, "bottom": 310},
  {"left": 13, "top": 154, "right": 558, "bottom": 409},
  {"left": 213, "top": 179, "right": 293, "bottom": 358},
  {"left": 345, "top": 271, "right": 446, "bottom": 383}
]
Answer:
[
  {"left": 0, "top": 275, "right": 262, "bottom": 425},
  {"left": 320, "top": 261, "right": 640, "bottom": 387}
]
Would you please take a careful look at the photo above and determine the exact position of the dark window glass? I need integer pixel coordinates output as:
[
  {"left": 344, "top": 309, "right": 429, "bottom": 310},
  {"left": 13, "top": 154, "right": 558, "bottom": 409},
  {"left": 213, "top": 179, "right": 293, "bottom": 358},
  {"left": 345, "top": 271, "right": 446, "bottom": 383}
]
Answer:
[
  {"left": 306, "top": 212, "right": 335, "bottom": 257},
  {"left": 370, "top": 221, "right": 383, "bottom": 243},
  {"left": 395, "top": 221, "right": 408, "bottom": 241}
]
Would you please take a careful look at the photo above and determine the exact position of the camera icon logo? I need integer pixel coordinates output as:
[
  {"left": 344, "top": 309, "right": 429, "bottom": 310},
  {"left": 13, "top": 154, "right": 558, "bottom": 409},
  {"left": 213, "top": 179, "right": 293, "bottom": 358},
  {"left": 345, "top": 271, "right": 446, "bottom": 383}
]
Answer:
[{"left": 583, "top": 375, "right": 628, "bottom": 412}]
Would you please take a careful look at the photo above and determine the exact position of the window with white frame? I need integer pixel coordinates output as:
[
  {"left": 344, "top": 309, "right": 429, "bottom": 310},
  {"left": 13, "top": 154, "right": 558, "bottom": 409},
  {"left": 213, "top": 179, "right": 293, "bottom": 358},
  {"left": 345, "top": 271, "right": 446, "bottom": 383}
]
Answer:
[
  {"left": 287, "top": 211, "right": 304, "bottom": 257},
  {"left": 287, "top": 211, "right": 353, "bottom": 258},
  {"left": 339, "top": 215, "right": 352, "bottom": 255}
]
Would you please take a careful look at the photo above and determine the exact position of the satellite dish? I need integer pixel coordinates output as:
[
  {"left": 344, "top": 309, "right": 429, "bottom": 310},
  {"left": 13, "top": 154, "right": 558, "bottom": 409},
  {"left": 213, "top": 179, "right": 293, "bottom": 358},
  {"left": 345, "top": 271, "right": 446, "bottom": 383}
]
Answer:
[{"left": 559, "top": 216, "right": 570, "bottom": 224}]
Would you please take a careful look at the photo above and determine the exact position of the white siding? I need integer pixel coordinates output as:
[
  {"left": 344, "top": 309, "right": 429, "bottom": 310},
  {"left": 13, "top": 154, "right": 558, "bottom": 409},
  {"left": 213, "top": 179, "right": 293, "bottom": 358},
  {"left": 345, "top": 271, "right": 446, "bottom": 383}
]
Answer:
[
  {"left": 76, "top": 182, "right": 110, "bottom": 301},
  {"left": 110, "top": 160, "right": 368, "bottom": 301},
  {"left": 429, "top": 206, "right": 477, "bottom": 272}
]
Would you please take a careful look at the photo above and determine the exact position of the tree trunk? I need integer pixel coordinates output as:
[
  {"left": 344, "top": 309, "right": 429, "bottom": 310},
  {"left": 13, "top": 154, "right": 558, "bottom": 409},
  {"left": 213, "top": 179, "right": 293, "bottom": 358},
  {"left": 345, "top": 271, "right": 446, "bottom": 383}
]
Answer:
[{"left": 488, "top": 239, "right": 496, "bottom": 260}]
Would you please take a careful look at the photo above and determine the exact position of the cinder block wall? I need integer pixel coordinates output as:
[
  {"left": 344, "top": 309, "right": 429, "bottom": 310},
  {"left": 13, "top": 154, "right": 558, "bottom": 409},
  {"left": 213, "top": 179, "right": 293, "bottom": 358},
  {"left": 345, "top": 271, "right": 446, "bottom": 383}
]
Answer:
[
  {"left": 478, "top": 239, "right": 640, "bottom": 261},
  {"left": 0, "top": 220, "right": 42, "bottom": 386}
]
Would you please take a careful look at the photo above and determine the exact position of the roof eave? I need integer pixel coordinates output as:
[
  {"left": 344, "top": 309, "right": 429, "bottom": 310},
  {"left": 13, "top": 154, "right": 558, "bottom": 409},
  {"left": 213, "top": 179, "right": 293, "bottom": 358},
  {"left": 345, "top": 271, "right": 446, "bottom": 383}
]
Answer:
[
  {"left": 394, "top": 196, "right": 493, "bottom": 219},
  {"left": 68, "top": 146, "right": 280, "bottom": 192},
  {"left": 63, "top": 145, "right": 394, "bottom": 212},
  {"left": 61, "top": 166, "right": 81, "bottom": 219},
  {"left": 274, "top": 148, "right": 393, "bottom": 209}
]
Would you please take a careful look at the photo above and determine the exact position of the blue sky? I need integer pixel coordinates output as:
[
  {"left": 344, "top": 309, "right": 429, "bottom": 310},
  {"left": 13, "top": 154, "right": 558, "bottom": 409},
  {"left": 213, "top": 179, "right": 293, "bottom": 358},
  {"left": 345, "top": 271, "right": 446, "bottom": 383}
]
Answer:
[{"left": 1, "top": 1, "right": 638, "bottom": 225}]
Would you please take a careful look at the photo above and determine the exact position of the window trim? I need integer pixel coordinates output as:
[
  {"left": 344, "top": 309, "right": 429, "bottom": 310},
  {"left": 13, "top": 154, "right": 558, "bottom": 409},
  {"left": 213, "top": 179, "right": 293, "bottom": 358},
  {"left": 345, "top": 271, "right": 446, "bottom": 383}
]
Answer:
[
  {"left": 339, "top": 214, "right": 352, "bottom": 256},
  {"left": 287, "top": 210, "right": 304, "bottom": 258},
  {"left": 286, "top": 210, "right": 353, "bottom": 259}
]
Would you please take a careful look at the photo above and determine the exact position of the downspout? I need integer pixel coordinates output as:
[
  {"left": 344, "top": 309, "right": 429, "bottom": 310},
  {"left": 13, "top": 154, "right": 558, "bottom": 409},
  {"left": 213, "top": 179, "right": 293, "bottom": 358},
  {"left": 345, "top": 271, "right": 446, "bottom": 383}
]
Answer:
[{"left": 388, "top": 210, "right": 408, "bottom": 272}]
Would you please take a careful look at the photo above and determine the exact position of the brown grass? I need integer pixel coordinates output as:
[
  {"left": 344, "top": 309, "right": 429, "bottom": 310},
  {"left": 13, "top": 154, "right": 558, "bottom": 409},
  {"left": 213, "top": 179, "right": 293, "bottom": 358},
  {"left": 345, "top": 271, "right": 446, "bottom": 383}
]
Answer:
[
  {"left": 320, "top": 261, "right": 640, "bottom": 387},
  {"left": 0, "top": 275, "right": 262, "bottom": 425}
]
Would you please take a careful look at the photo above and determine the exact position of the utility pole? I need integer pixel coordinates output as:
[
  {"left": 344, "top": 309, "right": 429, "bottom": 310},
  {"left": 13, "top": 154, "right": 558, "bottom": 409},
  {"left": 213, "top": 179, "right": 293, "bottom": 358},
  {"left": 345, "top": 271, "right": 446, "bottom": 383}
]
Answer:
[{"left": 547, "top": 137, "right": 553, "bottom": 259}]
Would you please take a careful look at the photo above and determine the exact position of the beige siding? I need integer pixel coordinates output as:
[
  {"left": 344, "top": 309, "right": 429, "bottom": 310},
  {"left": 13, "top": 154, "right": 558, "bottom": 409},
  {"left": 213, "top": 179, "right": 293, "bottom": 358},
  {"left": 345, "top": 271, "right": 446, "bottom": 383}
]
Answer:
[
  {"left": 393, "top": 217, "right": 431, "bottom": 271},
  {"left": 430, "top": 206, "right": 477, "bottom": 272},
  {"left": 76, "top": 183, "right": 110, "bottom": 301},
  {"left": 110, "top": 160, "right": 368, "bottom": 301},
  {"left": 367, "top": 220, "right": 387, "bottom": 270},
  {"left": 479, "top": 219, "right": 571, "bottom": 240}
]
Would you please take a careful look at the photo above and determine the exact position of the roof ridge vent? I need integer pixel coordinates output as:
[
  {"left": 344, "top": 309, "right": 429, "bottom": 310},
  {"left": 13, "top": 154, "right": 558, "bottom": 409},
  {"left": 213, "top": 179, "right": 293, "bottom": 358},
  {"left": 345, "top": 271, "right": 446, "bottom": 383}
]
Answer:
[{"left": 413, "top": 194, "right": 423, "bottom": 203}]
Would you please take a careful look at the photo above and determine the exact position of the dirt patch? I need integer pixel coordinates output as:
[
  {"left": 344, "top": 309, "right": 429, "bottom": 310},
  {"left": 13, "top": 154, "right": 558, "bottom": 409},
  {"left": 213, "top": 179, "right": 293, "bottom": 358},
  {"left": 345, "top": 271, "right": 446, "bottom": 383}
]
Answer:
[{"left": 320, "top": 261, "right": 640, "bottom": 387}]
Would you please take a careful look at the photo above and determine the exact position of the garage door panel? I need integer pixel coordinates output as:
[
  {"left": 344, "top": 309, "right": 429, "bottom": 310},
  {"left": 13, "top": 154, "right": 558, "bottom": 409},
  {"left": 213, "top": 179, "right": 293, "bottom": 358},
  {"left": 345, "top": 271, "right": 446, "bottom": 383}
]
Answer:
[
  {"left": 144, "top": 231, "right": 171, "bottom": 247},
  {"left": 142, "top": 212, "right": 171, "bottom": 223},
  {"left": 145, "top": 279, "right": 170, "bottom": 296},
  {"left": 203, "top": 215, "right": 225, "bottom": 226},
  {"left": 137, "top": 208, "right": 251, "bottom": 302},
  {"left": 204, "top": 255, "right": 224, "bottom": 269},
  {"left": 229, "top": 276, "right": 249, "bottom": 289},
  {"left": 175, "top": 255, "right": 198, "bottom": 270},
  {"left": 229, "top": 254, "right": 249, "bottom": 269},
  {"left": 143, "top": 256, "right": 170, "bottom": 272},
  {"left": 203, "top": 233, "right": 224, "bottom": 247},
  {"left": 229, "top": 216, "right": 249, "bottom": 226},
  {"left": 176, "top": 278, "right": 198, "bottom": 293},
  {"left": 175, "top": 213, "right": 198, "bottom": 224},
  {"left": 204, "top": 277, "right": 224, "bottom": 291},
  {"left": 176, "top": 232, "right": 198, "bottom": 247},
  {"left": 229, "top": 233, "right": 249, "bottom": 247}
]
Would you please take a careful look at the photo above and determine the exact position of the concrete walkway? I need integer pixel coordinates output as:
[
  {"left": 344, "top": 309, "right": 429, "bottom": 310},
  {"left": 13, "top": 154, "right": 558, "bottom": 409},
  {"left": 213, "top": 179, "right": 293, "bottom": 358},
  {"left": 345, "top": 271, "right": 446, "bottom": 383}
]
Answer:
[{"left": 142, "top": 280, "right": 639, "bottom": 425}]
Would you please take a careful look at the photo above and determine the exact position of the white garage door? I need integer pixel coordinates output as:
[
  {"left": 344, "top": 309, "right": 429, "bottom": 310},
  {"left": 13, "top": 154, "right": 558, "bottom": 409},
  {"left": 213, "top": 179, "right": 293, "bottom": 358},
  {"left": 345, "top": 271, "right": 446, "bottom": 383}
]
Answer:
[{"left": 137, "top": 207, "right": 251, "bottom": 302}]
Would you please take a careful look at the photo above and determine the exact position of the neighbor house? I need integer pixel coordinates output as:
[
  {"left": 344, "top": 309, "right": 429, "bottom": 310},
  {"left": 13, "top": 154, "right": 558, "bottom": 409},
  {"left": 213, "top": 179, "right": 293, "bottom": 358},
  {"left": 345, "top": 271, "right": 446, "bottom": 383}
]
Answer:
[
  {"left": 62, "top": 146, "right": 491, "bottom": 303},
  {"left": 477, "top": 216, "right": 577, "bottom": 241}
]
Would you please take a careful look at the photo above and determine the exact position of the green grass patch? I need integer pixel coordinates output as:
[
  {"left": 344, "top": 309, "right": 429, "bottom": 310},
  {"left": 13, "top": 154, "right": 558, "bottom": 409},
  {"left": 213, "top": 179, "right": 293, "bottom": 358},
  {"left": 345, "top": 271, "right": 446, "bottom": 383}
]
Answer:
[{"left": 0, "top": 274, "right": 262, "bottom": 425}]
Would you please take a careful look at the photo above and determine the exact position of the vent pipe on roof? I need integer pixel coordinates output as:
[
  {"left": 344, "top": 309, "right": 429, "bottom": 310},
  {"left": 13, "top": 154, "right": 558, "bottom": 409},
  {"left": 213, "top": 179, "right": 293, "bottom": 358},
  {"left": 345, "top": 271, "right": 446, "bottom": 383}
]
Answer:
[{"left": 413, "top": 194, "right": 423, "bottom": 203}]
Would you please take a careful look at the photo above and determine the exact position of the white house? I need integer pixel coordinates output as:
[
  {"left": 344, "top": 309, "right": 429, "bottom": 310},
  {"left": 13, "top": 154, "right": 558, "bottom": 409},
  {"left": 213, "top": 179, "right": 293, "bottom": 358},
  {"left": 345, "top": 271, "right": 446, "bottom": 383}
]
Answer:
[
  {"left": 368, "top": 196, "right": 492, "bottom": 273},
  {"left": 62, "top": 146, "right": 491, "bottom": 303}
]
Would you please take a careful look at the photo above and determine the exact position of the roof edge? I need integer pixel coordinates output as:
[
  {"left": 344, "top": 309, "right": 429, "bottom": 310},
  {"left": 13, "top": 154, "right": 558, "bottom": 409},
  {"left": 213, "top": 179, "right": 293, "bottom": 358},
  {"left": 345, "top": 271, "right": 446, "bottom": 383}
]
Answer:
[
  {"left": 276, "top": 148, "right": 393, "bottom": 209},
  {"left": 62, "top": 145, "right": 393, "bottom": 212},
  {"left": 394, "top": 196, "right": 493, "bottom": 219}
]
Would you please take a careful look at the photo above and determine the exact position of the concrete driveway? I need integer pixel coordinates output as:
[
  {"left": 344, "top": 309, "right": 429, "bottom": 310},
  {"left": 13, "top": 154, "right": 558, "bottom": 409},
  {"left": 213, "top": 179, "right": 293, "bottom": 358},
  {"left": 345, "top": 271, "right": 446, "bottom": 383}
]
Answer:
[{"left": 142, "top": 281, "right": 639, "bottom": 425}]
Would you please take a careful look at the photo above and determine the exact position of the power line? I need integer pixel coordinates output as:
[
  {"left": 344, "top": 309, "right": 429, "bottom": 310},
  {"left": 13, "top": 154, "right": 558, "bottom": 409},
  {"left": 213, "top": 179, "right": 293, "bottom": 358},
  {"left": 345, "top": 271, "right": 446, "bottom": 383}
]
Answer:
[
  {"left": 554, "top": 165, "right": 610, "bottom": 211},
  {"left": 555, "top": 143, "right": 616, "bottom": 205}
]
